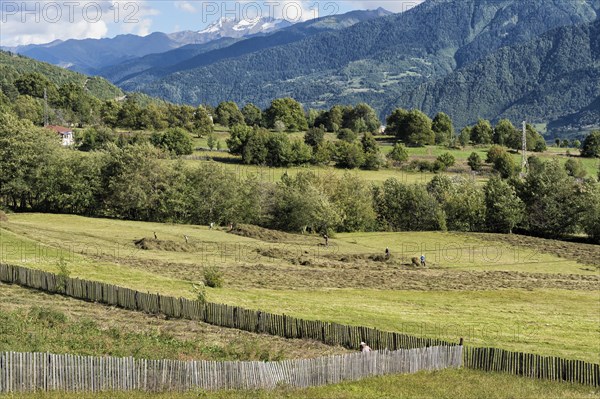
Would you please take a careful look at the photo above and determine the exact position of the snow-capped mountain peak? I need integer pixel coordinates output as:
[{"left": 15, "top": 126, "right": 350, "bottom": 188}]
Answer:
[{"left": 197, "top": 17, "right": 291, "bottom": 38}]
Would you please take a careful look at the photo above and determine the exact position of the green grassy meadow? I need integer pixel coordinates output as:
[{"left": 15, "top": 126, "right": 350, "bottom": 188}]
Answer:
[
  {"left": 1, "top": 213, "right": 598, "bottom": 363},
  {"left": 187, "top": 127, "right": 599, "bottom": 184}
]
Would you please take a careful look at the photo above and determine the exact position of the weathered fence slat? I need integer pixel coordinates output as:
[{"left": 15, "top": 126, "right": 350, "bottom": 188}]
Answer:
[
  {"left": 1, "top": 264, "right": 456, "bottom": 352},
  {"left": 462, "top": 346, "right": 599, "bottom": 387},
  {"left": 0, "top": 347, "right": 462, "bottom": 393}
]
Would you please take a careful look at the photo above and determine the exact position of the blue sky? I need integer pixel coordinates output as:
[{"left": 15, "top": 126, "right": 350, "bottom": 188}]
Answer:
[{"left": 0, "top": 1, "right": 423, "bottom": 46}]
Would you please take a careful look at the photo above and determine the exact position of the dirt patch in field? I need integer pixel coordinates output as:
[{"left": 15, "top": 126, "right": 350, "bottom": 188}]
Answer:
[
  {"left": 470, "top": 233, "right": 600, "bottom": 268},
  {"left": 0, "top": 211, "right": 8, "bottom": 222},
  {"left": 134, "top": 238, "right": 198, "bottom": 252},
  {"left": 109, "top": 251, "right": 599, "bottom": 292}
]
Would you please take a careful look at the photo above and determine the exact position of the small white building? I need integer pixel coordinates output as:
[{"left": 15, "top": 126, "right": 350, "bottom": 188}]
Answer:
[{"left": 46, "top": 125, "right": 74, "bottom": 146}]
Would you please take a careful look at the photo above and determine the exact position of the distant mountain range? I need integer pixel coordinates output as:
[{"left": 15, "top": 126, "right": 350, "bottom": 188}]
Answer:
[
  {"left": 4, "top": 0, "right": 600, "bottom": 133},
  {"left": 104, "top": 8, "right": 393, "bottom": 88},
  {"left": 1, "top": 16, "right": 293, "bottom": 75},
  {"left": 127, "top": 0, "right": 598, "bottom": 132},
  {"left": 196, "top": 16, "right": 292, "bottom": 39}
]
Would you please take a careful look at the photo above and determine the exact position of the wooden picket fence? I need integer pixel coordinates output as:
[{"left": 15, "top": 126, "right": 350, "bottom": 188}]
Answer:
[
  {"left": 1, "top": 264, "right": 599, "bottom": 387},
  {"left": 0, "top": 347, "right": 462, "bottom": 393},
  {"left": 463, "top": 346, "right": 600, "bottom": 386},
  {"left": 0, "top": 263, "right": 455, "bottom": 351}
]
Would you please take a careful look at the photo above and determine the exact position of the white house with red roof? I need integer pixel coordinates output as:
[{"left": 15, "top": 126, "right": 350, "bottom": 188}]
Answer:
[{"left": 46, "top": 125, "right": 74, "bottom": 146}]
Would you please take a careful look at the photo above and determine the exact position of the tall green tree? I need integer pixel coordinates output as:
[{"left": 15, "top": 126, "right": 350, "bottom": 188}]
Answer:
[
  {"left": 385, "top": 108, "right": 434, "bottom": 147},
  {"left": 215, "top": 101, "right": 244, "bottom": 127},
  {"left": 264, "top": 97, "right": 308, "bottom": 131},
  {"left": 304, "top": 125, "right": 325, "bottom": 148},
  {"left": 14, "top": 72, "right": 58, "bottom": 100},
  {"left": 443, "top": 177, "right": 485, "bottom": 232},
  {"left": 118, "top": 97, "right": 142, "bottom": 129},
  {"left": 580, "top": 131, "right": 600, "bottom": 158},
  {"left": 467, "top": 152, "right": 483, "bottom": 171},
  {"left": 193, "top": 106, "right": 214, "bottom": 137},
  {"left": 150, "top": 128, "right": 193, "bottom": 155},
  {"left": 334, "top": 141, "right": 365, "bottom": 169},
  {"left": 100, "top": 100, "right": 121, "bottom": 128},
  {"left": 271, "top": 171, "right": 341, "bottom": 233},
  {"left": 0, "top": 113, "right": 60, "bottom": 209},
  {"left": 431, "top": 112, "right": 454, "bottom": 144},
  {"left": 374, "top": 178, "right": 445, "bottom": 231},
  {"left": 580, "top": 181, "right": 600, "bottom": 243},
  {"left": 329, "top": 172, "right": 377, "bottom": 232},
  {"left": 387, "top": 143, "right": 409, "bottom": 165},
  {"left": 517, "top": 159, "right": 583, "bottom": 237},
  {"left": 484, "top": 176, "right": 524, "bottom": 233},
  {"left": 458, "top": 126, "right": 471, "bottom": 146},
  {"left": 241, "top": 103, "right": 262, "bottom": 126},
  {"left": 471, "top": 119, "right": 493, "bottom": 145},
  {"left": 12, "top": 95, "right": 44, "bottom": 125},
  {"left": 347, "top": 103, "right": 380, "bottom": 133},
  {"left": 494, "top": 119, "right": 517, "bottom": 146}
]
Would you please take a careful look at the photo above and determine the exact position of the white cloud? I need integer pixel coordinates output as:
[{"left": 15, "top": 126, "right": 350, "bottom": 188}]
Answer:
[
  {"left": 0, "top": 0, "right": 159, "bottom": 46},
  {"left": 174, "top": 1, "right": 197, "bottom": 14}
]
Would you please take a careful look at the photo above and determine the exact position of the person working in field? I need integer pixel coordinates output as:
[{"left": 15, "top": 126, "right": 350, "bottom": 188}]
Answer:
[
  {"left": 360, "top": 342, "right": 371, "bottom": 353},
  {"left": 420, "top": 254, "right": 426, "bottom": 267},
  {"left": 323, "top": 233, "right": 329, "bottom": 246}
]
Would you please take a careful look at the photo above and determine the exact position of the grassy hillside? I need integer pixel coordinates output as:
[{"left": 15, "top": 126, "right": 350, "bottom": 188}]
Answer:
[
  {"left": 1, "top": 213, "right": 598, "bottom": 362},
  {"left": 0, "top": 282, "right": 346, "bottom": 361},
  {"left": 0, "top": 50, "right": 123, "bottom": 100}
]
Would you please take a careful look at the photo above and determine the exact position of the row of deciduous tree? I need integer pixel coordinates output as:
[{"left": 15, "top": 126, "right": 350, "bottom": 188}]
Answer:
[
  {"left": 1, "top": 112, "right": 598, "bottom": 242},
  {"left": 385, "top": 109, "right": 550, "bottom": 151}
]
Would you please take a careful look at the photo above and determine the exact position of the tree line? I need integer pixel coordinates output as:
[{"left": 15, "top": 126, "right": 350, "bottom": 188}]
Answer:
[{"left": 1, "top": 112, "right": 598, "bottom": 243}]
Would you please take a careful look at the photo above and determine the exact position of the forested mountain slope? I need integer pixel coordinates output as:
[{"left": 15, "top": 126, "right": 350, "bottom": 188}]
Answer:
[
  {"left": 132, "top": 0, "right": 598, "bottom": 116},
  {"left": 397, "top": 19, "right": 600, "bottom": 129}
]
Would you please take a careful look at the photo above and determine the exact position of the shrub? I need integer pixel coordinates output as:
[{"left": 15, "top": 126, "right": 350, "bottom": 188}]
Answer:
[
  {"left": 207, "top": 132, "right": 217, "bottom": 150},
  {"left": 436, "top": 152, "right": 455, "bottom": 168},
  {"left": 387, "top": 143, "right": 409, "bottom": 165},
  {"left": 334, "top": 141, "right": 365, "bottom": 169},
  {"left": 191, "top": 282, "right": 207, "bottom": 304},
  {"left": 150, "top": 128, "right": 193, "bottom": 155},
  {"left": 363, "top": 151, "right": 385, "bottom": 171},
  {"left": 486, "top": 145, "right": 506, "bottom": 164},
  {"left": 467, "top": 152, "right": 483, "bottom": 171},
  {"left": 564, "top": 158, "right": 587, "bottom": 178},
  {"left": 493, "top": 152, "right": 517, "bottom": 178},
  {"left": 432, "top": 160, "right": 447, "bottom": 173},
  {"left": 337, "top": 128, "right": 358, "bottom": 142},
  {"left": 581, "top": 131, "right": 600, "bottom": 158},
  {"left": 28, "top": 307, "right": 68, "bottom": 327},
  {"left": 56, "top": 257, "right": 70, "bottom": 294},
  {"left": 203, "top": 266, "right": 224, "bottom": 288}
]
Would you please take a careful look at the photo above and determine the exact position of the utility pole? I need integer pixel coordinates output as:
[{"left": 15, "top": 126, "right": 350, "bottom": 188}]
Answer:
[
  {"left": 43, "top": 88, "right": 49, "bottom": 127},
  {"left": 521, "top": 121, "right": 528, "bottom": 175}
]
